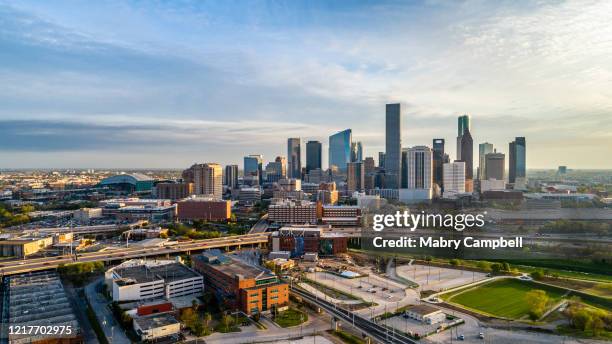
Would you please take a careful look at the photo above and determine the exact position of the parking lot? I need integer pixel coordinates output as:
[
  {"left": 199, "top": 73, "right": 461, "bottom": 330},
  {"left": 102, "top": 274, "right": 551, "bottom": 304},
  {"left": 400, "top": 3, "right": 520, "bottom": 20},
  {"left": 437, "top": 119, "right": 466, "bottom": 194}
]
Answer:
[{"left": 396, "top": 264, "right": 488, "bottom": 292}]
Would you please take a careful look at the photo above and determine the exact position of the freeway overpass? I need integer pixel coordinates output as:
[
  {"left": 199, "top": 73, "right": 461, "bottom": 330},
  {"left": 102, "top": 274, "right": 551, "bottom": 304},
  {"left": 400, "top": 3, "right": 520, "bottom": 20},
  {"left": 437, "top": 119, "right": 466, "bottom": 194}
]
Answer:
[
  {"left": 0, "top": 233, "right": 270, "bottom": 276},
  {"left": 290, "top": 286, "right": 417, "bottom": 344}
]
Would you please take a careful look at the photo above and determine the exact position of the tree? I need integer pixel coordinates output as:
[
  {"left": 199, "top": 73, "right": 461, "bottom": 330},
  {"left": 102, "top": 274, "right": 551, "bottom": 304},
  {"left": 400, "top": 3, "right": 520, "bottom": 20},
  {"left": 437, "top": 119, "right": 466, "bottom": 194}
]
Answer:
[
  {"left": 491, "top": 263, "right": 503, "bottom": 274},
  {"left": 525, "top": 289, "right": 549, "bottom": 320},
  {"left": 477, "top": 261, "right": 491, "bottom": 271},
  {"left": 530, "top": 270, "right": 544, "bottom": 280},
  {"left": 203, "top": 312, "right": 212, "bottom": 331},
  {"left": 502, "top": 262, "right": 511, "bottom": 271}
]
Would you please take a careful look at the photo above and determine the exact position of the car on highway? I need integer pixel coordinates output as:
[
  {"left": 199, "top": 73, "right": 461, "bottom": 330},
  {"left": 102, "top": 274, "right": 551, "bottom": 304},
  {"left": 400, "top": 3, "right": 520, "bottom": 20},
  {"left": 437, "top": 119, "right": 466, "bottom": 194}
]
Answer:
[
  {"left": 479, "top": 332, "right": 485, "bottom": 339},
  {"left": 457, "top": 334, "right": 465, "bottom": 340}
]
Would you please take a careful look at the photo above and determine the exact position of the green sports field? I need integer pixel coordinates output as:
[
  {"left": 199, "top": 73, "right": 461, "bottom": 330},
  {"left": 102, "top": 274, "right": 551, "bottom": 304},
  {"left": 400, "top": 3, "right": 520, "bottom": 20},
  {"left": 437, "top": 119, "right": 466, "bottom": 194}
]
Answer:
[{"left": 444, "top": 279, "right": 566, "bottom": 319}]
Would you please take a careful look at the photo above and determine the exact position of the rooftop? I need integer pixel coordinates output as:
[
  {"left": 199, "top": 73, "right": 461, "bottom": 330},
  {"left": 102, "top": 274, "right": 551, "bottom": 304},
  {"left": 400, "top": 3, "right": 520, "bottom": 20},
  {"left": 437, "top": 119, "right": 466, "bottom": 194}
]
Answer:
[
  {"left": 114, "top": 262, "right": 200, "bottom": 284},
  {"left": 407, "top": 304, "right": 441, "bottom": 316},
  {"left": 134, "top": 313, "right": 179, "bottom": 330},
  {"left": 195, "top": 251, "right": 275, "bottom": 281}
]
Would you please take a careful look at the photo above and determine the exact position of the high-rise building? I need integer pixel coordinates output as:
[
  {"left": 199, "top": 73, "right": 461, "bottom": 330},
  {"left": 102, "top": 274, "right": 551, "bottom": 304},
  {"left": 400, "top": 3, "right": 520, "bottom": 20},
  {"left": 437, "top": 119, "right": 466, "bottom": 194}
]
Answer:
[
  {"left": 401, "top": 148, "right": 409, "bottom": 188},
  {"left": 306, "top": 141, "right": 322, "bottom": 173},
  {"left": 509, "top": 137, "right": 526, "bottom": 183},
  {"left": 329, "top": 129, "right": 352, "bottom": 172},
  {"left": 458, "top": 114, "right": 470, "bottom": 136},
  {"left": 193, "top": 163, "right": 223, "bottom": 199},
  {"left": 378, "top": 152, "right": 386, "bottom": 169},
  {"left": 458, "top": 128, "right": 474, "bottom": 191},
  {"left": 244, "top": 155, "right": 263, "bottom": 186},
  {"left": 385, "top": 103, "right": 402, "bottom": 189},
  {"left": 223, "top": 165, "right": 239, "bottom": 189},
  {"left": 265, "top": 157, "right": 286, "bottom": 183},
  {"left": 287, "top": 138, "right": 301, "bottom": 179},
  {"left": 363, "top": 157, "right": 376, "bottom": 174},
  {"left": 478, "top": 143, "right": 494, "bottom": 180},
  {"left": 351, "top": 141, "right": 363, "bottom": 162},
  {"left": 399, "top": 146, "right": 432, "bottom": 203},
  {"left": 443, "top": 161, "right": 466, "bottom": 199},
  {"left": 347, "top": 162, "right": 365, "bottom": 192},
  {"left": 432, "top": 139, "right": 445, "bottom": 188},
  {"left": 485, "top": 151, "right": 505, "bottom": 181}
]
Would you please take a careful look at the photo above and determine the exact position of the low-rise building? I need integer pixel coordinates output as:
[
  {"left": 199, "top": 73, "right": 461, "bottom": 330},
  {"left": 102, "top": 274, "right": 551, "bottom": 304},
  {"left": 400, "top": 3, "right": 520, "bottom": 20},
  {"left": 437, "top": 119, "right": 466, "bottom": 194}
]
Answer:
[
  {"left": 133, "top": 313, "right": 181, "bottom": 341},
  {"left": 106, "top": 260, "right": 203, "bottom": 302},
  {"left": 73, "top": 207, "right": 103, "bottom": 223},
  {"left": 268, "top": 200, "right": 320, "bottom": 225},
  {"left": 176, "top": 197, "right": 231, "bottom": 221},
  {"left": 0, "top": 236, "right": 53, "bottom": 257},
  {"left": 404, "top": 304, "right": 446, "bottom": 325},
  {"left": 192, "top": 250, "right": 289, "bottom": 315},
  {"left": 5, "top": 271, "right": 82, "bottom": 344},
  {"left": 321, "top": 205, "right": 361, "bottom": 227}
]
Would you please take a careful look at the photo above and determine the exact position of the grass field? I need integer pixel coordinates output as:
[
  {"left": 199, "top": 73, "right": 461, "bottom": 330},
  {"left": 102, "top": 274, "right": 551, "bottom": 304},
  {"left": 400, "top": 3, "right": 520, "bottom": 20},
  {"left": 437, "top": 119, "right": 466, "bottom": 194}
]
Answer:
[
  {"left": 444, "top": 279, "right": 567, "bottom": 319},
  {"left": 274, "top": 308, "right": 308, "bottom": 328}
]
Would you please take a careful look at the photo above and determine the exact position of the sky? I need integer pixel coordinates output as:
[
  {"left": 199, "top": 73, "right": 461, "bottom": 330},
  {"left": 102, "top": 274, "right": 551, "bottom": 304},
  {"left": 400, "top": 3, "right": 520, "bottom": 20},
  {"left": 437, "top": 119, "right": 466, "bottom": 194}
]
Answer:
[{"left": 0, "top": 0, "right": 611, "bottom": 169}]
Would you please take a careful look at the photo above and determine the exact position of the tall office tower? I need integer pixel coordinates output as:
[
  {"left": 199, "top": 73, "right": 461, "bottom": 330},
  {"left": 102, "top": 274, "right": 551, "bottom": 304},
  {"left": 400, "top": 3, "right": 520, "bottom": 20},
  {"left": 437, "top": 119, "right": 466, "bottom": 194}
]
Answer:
[
  {"left": 378, "top": 152, "right": 386, "bottom": 168},
  {"left": 485, "top": 151, "right": 505, "bottom": 180},
  {"left": 244, "top": 155, "right": 263, "bottom": 185},
  {"left": 265, "top": 157, "right": 285, "bottom": 183},
  {"left": 363, "top": 157, "right": 376, "bottom": 174},
  {"left": 385, "top": 103, "right": 402, "bottom": 189},
  {"left": 443, "top": 161, "right": 466, "bottom": 199},
  {"left": 306, "top": 141, "right": 322, "bottom": 173},
  {"left": 478, "top": 142, "right": 494, "bottom": 180},
  {"left": 329, "top": 129, "right": 352, "bottom": 172},
  {"left": 459, "top": 128, "right": 474, "bottom": 191},
  {"left": 223, "top": 164, "right": 239, "bottom": 189},
  {"left": 351, "top": 142, "right": 363, "bottom": 162},
  {"left": 182, "top": 165, "right": 196, "bottom": 184},
  {"left": 407, "top": 146, "right": 432, "bottom": 190},
  {"left": 432, "top": 139, "right": 445, "bottom": 188},
  {"left": 287, "top": 138, "right": 301, "bottom": 179},
  {"left": 509, "top": 137, "right": 526, "bottom": 183},
  {"left": 458, "top": 115, "right": 471, "bottom": 136},
  {"left": 347, "top": 161, "right": 365, "bottom": 192},
  {"left": 193, "top": 163, "right": 223, "bottom": 198},
  {"left": 456, "top": 114, "right": 471, "bottom": 160},
  {"left": 401, "top": 148, "right": 409, "bottom": 188}
]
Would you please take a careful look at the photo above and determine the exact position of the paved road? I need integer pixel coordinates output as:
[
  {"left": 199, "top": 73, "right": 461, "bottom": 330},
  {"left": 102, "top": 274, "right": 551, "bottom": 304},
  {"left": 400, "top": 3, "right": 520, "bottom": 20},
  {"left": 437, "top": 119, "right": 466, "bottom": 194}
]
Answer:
[
  {"left": 0, "top": 233, "right": 269, "bottom": 276},
  {"left": 249, "top": 214, "right": 269, "bottom": 234},
  {"left": 201, "top": 306, "right": 331, "bottom": 344},
  {"left": 84, "top": 278, "right": 131, "bottom": 344},
  {"left": 291, "top": 286, "right": 417, "bottom": 344}
]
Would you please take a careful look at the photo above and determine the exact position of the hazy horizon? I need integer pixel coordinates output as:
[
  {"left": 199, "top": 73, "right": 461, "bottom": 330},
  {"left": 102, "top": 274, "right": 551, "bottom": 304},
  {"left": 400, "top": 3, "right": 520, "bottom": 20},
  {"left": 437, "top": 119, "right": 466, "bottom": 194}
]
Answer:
[{"left": 1, "top": 1, "right": 611, "bottom": 169}]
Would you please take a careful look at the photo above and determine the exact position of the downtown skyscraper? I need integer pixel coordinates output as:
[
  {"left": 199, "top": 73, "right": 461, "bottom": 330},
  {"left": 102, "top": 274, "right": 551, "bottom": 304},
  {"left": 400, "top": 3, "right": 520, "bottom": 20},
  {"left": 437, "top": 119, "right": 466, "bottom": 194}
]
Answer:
[
  {"left": 432, "top": 138, "right": 446, "bottom": 189},
  {"left": 306, "top": 140, "right": 322, "bottom": 173},
  {"left": 329, "top": 129, "right": 352, "bottom": 173},
  {"left": 509, "top": 137, "right": 526, "bottom": 183},
  {"left": 385, "top": 103, "right": 402, "bottom": 189},
  {"left": 287, "top": 138, "right": 301, "bottom": 179},
  {"left": 457, "top": 115, "right": 474, "bottom": 192},
  {"left": 478, "top": 142, "right": 494, "bottom": 180},
  {"left": 193, "top": 163, "right": 223, "bottom": 198}
]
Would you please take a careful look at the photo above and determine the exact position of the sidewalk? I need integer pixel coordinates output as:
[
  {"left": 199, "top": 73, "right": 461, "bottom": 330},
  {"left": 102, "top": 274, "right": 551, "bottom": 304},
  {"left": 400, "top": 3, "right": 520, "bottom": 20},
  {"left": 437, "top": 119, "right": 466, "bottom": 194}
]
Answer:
[{"left": 84, "top": 278, "right": 131, "bottom": 344}]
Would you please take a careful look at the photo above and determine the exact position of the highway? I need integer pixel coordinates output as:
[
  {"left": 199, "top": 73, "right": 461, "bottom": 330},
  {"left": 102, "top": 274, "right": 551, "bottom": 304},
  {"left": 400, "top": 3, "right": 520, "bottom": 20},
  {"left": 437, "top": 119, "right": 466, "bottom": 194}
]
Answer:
[
  {"left": 290, "top": 286, "right": 417, "bottom": 344},
  {"left": 0, "top": 233, "right": 270, "bottom": 276}
]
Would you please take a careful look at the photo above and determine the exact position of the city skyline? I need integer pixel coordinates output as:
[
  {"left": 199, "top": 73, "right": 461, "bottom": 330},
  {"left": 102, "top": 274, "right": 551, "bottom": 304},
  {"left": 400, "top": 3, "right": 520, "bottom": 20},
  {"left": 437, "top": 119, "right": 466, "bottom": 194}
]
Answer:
[{"left": 1, "top": 1, "right": 611, "bottom": 169}]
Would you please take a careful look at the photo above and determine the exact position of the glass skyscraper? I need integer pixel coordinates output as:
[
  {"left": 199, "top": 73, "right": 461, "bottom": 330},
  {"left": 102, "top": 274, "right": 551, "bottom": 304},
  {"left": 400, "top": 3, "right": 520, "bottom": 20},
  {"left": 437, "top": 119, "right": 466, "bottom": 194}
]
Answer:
[
  {"left": 432, "top": 138, "right": 445, "bottom": 188},
  {"left": 509, "top": 137, "right": 526, "bottom": 183},
  {"left": 244, "top": 154, "right": 263, "bottom": 185},
  {"left": 328, "top": 129, "right": 352, "bottom": 172},
  {"left": 306, "top": 140, "right": 322, "bottom": 173},
  {"left": 478, "top": 142, "right": 494, "bottom": 180},
  {"left": 287, "top": 138, "right": 301, "bottom": 179},
  {"left": 385, "top": 103, "right": 402, "bottom": 189},
  {"left": 458, "top": 114, "right": 470, "bottom": 136}
]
